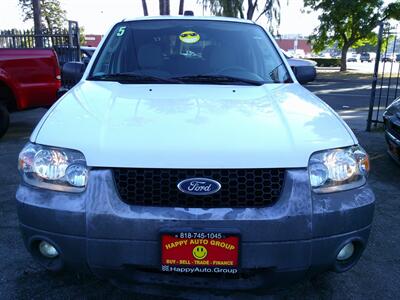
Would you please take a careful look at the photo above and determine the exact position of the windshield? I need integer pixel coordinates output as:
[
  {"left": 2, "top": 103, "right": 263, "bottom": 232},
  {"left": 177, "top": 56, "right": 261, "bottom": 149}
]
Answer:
[{"left": 89, "top": 20, "right": 291, "bottom": 85}]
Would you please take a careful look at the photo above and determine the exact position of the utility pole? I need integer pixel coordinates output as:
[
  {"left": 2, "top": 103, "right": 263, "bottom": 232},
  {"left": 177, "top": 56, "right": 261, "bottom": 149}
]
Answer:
[{"left": 33, "top": 0, "right": 43, "bottom": 47}]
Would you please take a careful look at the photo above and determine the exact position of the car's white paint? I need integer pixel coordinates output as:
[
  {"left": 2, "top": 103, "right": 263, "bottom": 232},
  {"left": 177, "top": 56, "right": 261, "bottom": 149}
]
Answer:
[
  {"left": 31, "top": 16, "right": 357, "bottom": 169},
  {"left": 32, "top": 81, "right": 356, "bottom": 168}
]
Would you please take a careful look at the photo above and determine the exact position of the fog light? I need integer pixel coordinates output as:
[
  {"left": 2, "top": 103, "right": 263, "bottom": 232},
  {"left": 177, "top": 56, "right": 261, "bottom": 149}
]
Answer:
[
  {"left": 39, "top": 241, "right": 59, "bottom": 258},
  {"left": 65, "top": 164, "right": 88, "bottom": 187},
  {"left": 337, "top": 242, "right": 355, "bottom": 261}
]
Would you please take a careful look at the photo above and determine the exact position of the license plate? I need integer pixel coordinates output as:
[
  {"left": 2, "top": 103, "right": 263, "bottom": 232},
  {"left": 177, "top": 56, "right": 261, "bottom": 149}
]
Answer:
[{"left": 161, "top": 231, "right": 240, "bottom": 274}]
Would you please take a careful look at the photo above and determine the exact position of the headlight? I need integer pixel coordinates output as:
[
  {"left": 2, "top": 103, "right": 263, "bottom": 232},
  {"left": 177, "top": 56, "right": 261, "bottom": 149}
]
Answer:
[
  {"left": 309, "top": 145, "right": 369, "bottom": 193},
  {"left": 18, "top": 143, "right": 88, "bottom": 192}
]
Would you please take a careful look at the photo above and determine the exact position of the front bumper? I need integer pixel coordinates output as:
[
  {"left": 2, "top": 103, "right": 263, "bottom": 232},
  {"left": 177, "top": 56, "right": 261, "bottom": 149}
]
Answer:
[{"left": 16, "top": 169, "right": 375, "bottom": 289}]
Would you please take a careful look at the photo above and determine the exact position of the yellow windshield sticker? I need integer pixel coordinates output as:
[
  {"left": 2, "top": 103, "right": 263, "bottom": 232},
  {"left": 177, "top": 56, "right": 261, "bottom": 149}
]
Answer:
[{"left": 179, "top": 31, "right": 200, "bottom": 44}]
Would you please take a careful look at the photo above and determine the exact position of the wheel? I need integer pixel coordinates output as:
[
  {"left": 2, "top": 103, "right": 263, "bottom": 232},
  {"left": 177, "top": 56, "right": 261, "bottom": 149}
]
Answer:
[{"left": 0, "top": 104, "right": 9, "bottom": 138}]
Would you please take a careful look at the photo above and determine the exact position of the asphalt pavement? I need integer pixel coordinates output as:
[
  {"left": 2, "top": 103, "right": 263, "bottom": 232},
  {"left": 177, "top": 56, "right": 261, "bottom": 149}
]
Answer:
[{"left": 0, "top": 75, "right": 399, "bottom": 299}]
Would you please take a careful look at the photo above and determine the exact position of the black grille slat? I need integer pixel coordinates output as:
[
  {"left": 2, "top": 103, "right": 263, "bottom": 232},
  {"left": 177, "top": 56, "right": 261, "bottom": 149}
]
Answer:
[
  {"left": 386, "top": 117, "right": 400, "bottom": 138},
  {"left": 113, "top": 168, "right": 285, "bottom": 208},
  {"left": 392, "top": 120, "right": 400, "bottom": 138}
]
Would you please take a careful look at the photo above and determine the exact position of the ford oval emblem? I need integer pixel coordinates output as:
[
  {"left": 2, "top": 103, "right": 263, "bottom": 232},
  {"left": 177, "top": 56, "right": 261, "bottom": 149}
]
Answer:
[{"left": 177, "top": 178, "right": 221, "bottom": 195}]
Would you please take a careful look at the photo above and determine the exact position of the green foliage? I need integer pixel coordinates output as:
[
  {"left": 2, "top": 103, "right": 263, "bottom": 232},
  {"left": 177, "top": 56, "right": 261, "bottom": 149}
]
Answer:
[
  {"left": 201, "top": 0, "right": 244, "bottom": 18},
  {"left": 304, "top": 0, "right": 383, "bottom": 52},
  {"left": 304, "top": 0, "right": 400, "bottom": 70},
  {"left": 352, "top": 32, "right": 395, "bottom": 53},
  {"left": 79, "top": 26, "right": 85, "bottom": 45},
  {"left": 385, "top": 2, "right": 400, "bottom": 20},
  {"left": 18, "top": 0, "right": 66, "bottom": 31},
  {"left": 200, "top": 0, "right": 282, "bottom": 32},
  {"left": 310, "top": 58, "right": 341, "bottom": 67}
]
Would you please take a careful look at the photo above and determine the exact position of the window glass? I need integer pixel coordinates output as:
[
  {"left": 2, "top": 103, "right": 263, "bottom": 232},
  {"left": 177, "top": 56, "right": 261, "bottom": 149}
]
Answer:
[{"left": 90, "top": 20, "right": 291, "bottom": 84}]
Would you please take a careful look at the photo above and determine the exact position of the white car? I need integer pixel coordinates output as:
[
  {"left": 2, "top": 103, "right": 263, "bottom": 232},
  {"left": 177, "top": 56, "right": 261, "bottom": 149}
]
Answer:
[{"left": 17, "top": 16, "right": 374, "bottom": 290}]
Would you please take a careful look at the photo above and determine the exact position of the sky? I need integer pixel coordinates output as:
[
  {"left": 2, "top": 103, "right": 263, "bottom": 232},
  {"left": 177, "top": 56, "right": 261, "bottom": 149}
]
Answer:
[{"left": 0, "top": 0, "right": 320, "bottom": 35}]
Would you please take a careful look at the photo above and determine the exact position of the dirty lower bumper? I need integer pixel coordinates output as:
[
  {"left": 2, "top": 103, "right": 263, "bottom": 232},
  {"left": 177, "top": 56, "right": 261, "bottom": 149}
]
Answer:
[{"left": 16, "top": 169, "right": 375, "bottom": 289}]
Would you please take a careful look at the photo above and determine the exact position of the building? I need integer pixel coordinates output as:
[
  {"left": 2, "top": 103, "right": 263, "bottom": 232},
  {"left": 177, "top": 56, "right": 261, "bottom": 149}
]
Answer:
[
  {"left": 83, "top": 34, "right": 102, "bottom": 47},
  {"left": 275, "top": 35, "right": 312, "bottom": 57}
]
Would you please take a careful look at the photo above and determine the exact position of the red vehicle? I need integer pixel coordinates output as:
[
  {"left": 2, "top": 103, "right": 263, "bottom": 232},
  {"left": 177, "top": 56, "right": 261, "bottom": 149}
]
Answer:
[{"left": 0, "top": 49, "right": 61, "bottom": 137}]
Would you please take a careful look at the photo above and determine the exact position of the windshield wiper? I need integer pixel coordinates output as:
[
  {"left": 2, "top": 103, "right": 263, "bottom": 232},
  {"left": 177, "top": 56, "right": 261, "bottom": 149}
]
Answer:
[
  {"left": 88, "top": 73, "right": 182, "bottom": 84},
  {"left": 171, "top": 75, "right": 264, "bottom": 86}
]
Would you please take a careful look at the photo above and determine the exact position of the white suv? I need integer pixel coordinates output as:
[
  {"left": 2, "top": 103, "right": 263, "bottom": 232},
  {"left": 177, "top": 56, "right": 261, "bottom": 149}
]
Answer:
[{"left": 17, "top": 16, "right": 374, "bottom": 290}]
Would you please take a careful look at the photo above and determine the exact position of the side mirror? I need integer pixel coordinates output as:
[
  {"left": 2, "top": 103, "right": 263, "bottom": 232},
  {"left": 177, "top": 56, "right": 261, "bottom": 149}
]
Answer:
[
  {"left": 62, "top": 62, "right": 86, "bottom": 89},
  {"left": 291, "top": 66, "right": 316, "bottom": 84}
]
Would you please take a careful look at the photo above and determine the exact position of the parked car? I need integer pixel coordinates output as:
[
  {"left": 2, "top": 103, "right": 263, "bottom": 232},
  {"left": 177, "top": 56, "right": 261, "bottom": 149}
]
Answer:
[
  {"left": 396, "top": 54, "right": 400, "bottom": 62},
  {"left": 282, "top": 50, "right": 317, "bottom": 84},
  {"left": 360, "top": 52, "right": 375, "bottom": 63},
  {"left": 286, "top": 49, "right": 305, "bottom": 58},
  {"left": 347, "top": 53, "right": 359, "bottom": 62},
  {"left": 0, "top": 49, "right": 61, "bottom": 138},
  {"left": 17, "top": 16, "right": 374, "bottom": 290},
  {"left": 381, "top": 53, "right": 395, "bottom": 62},
  {"left": 383, "top": 98, "right": 400, "bottom": 164}
]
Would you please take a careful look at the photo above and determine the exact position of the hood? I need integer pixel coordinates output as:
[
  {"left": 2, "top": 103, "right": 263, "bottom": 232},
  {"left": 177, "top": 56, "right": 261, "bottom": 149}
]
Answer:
[{"left": 33, "top": 81, "right": 356, "bottom": 168}]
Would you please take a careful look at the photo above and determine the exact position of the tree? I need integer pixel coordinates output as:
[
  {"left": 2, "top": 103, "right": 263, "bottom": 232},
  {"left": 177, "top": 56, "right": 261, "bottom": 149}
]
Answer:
[
  {"left": 79, "top": 26, "right": 86, "bottom": 45},
  {"left": 142, "top": 0, "right": 184, "bottom": 17},
  {"left": 179, "top": 0, "right": 185, "bottom": 15},
  {"left": 251, "top": 0, "right": 282, "bottom": 33},
  {"left": 304, "top": 0, "right": 400, "bottom": 71},
  {"left": 18, "top": 0, "right": 66, "bottom": 31},
  {"left": 203, "top": 0, "right": 244, "bottom": 18},
  {"left": 201, "top": 0, "right": 282, "bottom": 33},
  {"left": 159, "top": 0, "right": 170, "bottom": 15},
  {"left": 142, "top": 0, "right": 148, "bottom": 16},
  {"left": 32, "top": 0, "right": 42, "bottom": 47}
]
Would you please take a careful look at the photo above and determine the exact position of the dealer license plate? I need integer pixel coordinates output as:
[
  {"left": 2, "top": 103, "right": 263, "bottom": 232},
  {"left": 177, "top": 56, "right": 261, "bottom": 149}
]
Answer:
[{"left": 161, "top": 231, "right": 240, "bottom": 274}]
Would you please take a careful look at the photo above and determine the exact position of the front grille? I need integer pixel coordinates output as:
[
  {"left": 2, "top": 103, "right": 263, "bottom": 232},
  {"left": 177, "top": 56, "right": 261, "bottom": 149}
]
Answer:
[
  {"left": 113, "top": 168, "right": 285, "bottom": 208},
  {"left": 386, "top": 117, "right": 400, "bottom": 139},
  {"left": 391, "top": 121, "right": 400, "bottom": 138}
]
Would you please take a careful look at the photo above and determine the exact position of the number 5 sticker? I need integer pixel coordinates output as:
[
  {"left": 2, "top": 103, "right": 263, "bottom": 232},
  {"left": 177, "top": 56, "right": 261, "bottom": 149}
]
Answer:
[{"left": 117, "top": 26, "right": 126, "bottom": 37}]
